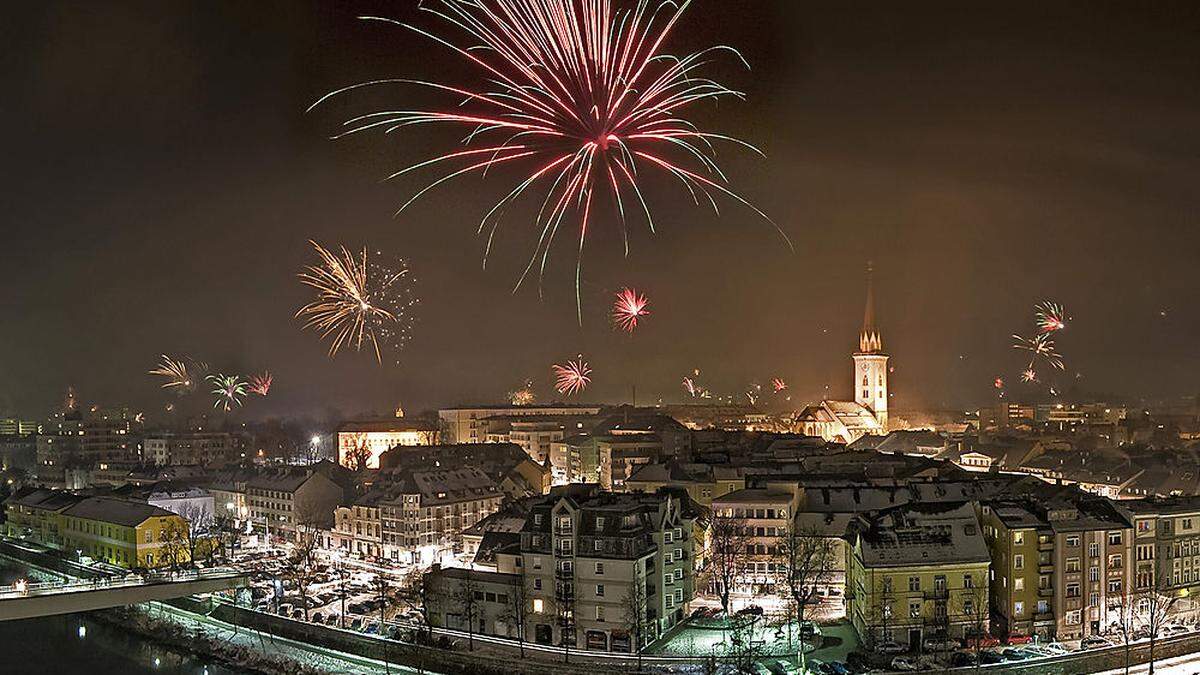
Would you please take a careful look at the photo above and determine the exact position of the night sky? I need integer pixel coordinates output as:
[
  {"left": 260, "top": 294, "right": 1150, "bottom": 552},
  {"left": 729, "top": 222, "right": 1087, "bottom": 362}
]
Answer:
[{"left": 3, "top": 1, "right": 1199, "bottom": 419}]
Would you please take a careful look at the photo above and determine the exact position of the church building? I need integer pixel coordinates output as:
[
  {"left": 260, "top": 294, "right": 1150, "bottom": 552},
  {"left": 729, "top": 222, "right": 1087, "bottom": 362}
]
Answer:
[{"left": 796, "top": 266, "right": 890, "bottom": 443}]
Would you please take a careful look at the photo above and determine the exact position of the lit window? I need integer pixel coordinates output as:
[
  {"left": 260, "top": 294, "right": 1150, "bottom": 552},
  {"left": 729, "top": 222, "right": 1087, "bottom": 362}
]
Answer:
[{"left": 533, "top": 598, "right": 544, "bottom": 613}]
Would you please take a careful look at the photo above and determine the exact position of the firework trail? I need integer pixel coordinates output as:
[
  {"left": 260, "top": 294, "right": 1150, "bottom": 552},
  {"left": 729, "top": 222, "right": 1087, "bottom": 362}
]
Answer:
[
  {"left": 207, "top": 374, "right": 248, "bottom": 412},
  {"left": 508, "top": 379, "right": 536, "bottom": 405},
  {"left": 1013, "top": 333, "right": 1064, "bottom": 371},
  {"left": 249, "top": 372, "right": 273, "bottom": 397},
  {"left": 553, "top": 357, "right": 592, "bottom": 396},
  {"left": 771, "top": 377, "right": 787, "bottom": 393},
  {"left": 612, "top": 287, "right": 650, "bottom": 333},
  {"left": 296, "top": 240, "right": 418, "bottom": 363},
  {"left": 1035, "top": 301, "right": 1067, "bottom": 333},
  {"left": 682, "top": 377, "right": 698, "bottom": 397},
  {"left": 310, "top": 0, "right": 788, "bottom": 318},
  {"left": 149, "top": 355, "right": 195, "bottom": 392}
]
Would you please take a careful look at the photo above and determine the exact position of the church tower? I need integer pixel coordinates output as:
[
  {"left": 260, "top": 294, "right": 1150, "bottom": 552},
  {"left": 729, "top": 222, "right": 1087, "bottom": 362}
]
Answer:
[{"left": 853, "top": 263, "right": 889, "bottom": 431}]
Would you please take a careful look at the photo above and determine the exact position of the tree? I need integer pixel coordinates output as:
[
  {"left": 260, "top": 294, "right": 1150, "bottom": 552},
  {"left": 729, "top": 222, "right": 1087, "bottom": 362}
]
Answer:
[
  {"left": 1108, "top": 594, "right": 1137, "bottom": 675},
  {"left": 159, "top": 518, "right": 191, "bottom": 572},
  {"left": 179, "top": 504, "right": 213, "bottom": 565},
  {"left": 774, "top": 522, "right": 835, "bottom": 673},
  {"left": 1139, "top": 574, "right": 1183, "bottom": 675},
  {"left": 622, "top": 571, "right": 650, "bottom": 671},
  {"left": 344, "top": 439, "right": 372, "bottom": 472},
  {"left": 454, "top": 569, "right": 483, "bottom": 651},
  {"left": 960, "top": 581, "right": 989, "bottom": 672},
  {"left": 499, "top": 576, "right": 530, "bottom": 658},
  {"left": 553, "top": 565, "right": 577, "bottom": 663},
  {"left": 283, "top": 504, "right": 326, "bottom": 622},
  {"left": 212, "top": 513, "right": 238, "bottom": 561},
  {"left": 706, "top": 509, "right": 750, "bottom": 618}
]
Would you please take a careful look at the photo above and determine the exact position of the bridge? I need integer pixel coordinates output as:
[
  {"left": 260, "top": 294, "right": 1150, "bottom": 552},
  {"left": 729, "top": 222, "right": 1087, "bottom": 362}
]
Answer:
[{"left": 0, "top": 568, "right": 248, "bottom": 621}]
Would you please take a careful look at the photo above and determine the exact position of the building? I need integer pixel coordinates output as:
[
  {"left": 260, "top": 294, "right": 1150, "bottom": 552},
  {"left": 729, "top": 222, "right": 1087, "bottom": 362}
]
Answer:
[
  {"left": 710, "top": 486, "right": 801, "bottom": 597},
  {"left": 846, "top": 502, "right": 990, "bottom": 649},
  {"left": 336, "top": 419, "right": 438, "bottom": 469},
  {"left": 1125, "top": 495, "right": 1200, "bottom": 622},
  {"left": 439, "top": 404, "right": 603, "bottom": 444},
  {"left": 144, "top": 432, "right": 234, "bottom": 466},
  {"left": 796, "top": 266, "right": 889, "bottom": 443},
  {"left": 622, "top": 461, "right": 746, "bottom": 507},
  {"left": 426, "top": 486, "right": 698, "bottom": 653},
  {"left": 980, "top": 485, "right": 1133, "bottom": 641},
  {"left": 0, "top": 418, "right": 39, "bottom": 435},
  {"left": 4, "top": 486, "right": 83, "bottom": 547},
  {"left": 246, "top": 467, "right": 344, "bottom": 540},
  {"left": 60, "top": 496, "right": 189, "bottom": 569},
  {"left": 334, "top": 466, "right": 504, "bottom": 564}
]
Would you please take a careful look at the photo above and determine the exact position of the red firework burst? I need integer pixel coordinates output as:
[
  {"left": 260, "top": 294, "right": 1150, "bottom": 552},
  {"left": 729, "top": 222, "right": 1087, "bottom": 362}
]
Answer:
[
  {"left": 612, "top": 287, "right": 650, "bottom": 332},
  {"left": 249, "top": 372, "right": 273, "bottom": 397},
  {"left": 553, "top": 357, "right": 592, "bottom": 396},
  {"left": 312, "top": 0, "right": 787, "bottom": 316},
  {"left": 771, "top": 378, "right": 787, "bottom": 393}
]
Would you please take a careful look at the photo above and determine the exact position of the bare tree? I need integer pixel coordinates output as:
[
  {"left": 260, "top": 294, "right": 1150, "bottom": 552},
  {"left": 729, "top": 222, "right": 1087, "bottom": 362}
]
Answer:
[
  {"left": 622, "top": 571, "right": 650, "bottom": 671},
  {"left": 284, "top": 504, "right": 325, "bottom": 622},
  {"left": 1108, "top": 595, "right": 1137, "bottom": 675},
  {"left": 159, "top": 518, "right": 190, "bottom": 572},
  {"left": 211, "top": 513, "right": 238, "bottom": 561},
  {"left": 706, "top": 509, "right": 750, "bottom": 619},
  {"left": 960, "top": 582, "right": 988, "bottom": 672},
  {"left": 344, "top": 439, "right": 372, "bottom": 472},
  {"left": 1140, "top": 574, "right": 1183, "bottom": 675},
  {"left": 499, "top": 576, "right": 530, "bottom": 658},
  {"left": 454, "top": 569, "right": 483, "bottom": 651},
  {"left": 774, "top": 521, "right": 835, "bottom": 672},
  {"left": 178, "top": 503, "right": 213, "bottom": 565}
]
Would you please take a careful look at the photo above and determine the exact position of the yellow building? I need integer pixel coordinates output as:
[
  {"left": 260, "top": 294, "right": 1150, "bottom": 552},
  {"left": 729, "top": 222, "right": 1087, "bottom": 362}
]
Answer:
[
  {"left": 60, "top": 496, "right": 189, "bottom": 569},
  {"left": 847, "top": 503, "right": 991, "bottom": 649},
  {"left": 623, "top": 461, "right": 745, "bottom": 507},
  {"left": 5, "top": 487, "right": 82, "bottom": 547}
]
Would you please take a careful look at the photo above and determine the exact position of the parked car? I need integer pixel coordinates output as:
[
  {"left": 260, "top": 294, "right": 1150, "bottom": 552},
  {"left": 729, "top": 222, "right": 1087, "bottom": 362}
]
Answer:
[
  {"left": 1005, "top": 634, "right": 1033, "bottom": 645},
  {"left": 277, "top": 603, "right": 293, "bottom": 616},
  {"left": 978, "top": 651, "right": 1004, "bottom": 665},
  {"left": 888, "top": 657, "right": 918, "bottom": 672},
  {"left": 290, "top": 608, "right": 304, "bottom": 620},
  {"left": 364, "top": 621, "right": 380, "bottom": 634},
  {"left": 1042, "top": 642, "right": 1070, "bottom": 655},
  {"left": 1000, "top": 648, "right": 1029, "bottom": 661},
  {"left": 1080, "top": 636, "right": 1114, "bottom": 650},
  {"left": 349, "top": 617, "right": 363, "bottom": 631},
  {"left": 1163, "top": 624, "right": 1191, "bottom": 637},
  {"left": 311, "top": 612, "right": 324, "bottom": 624},
  {"left": 825, "top": 663, "right": 850, "bottom": 675},
  {"left": 964, "top": 635, "right": 1000, "bottom": 649},
  {"left": 948, "top": 652, "right": 977, "bottom": 667},
  {"left": 874, "top": 641, "right": 906, "bottom": 654},
  {"left": 923, "top": 638, "right": 960, "bottom": 652},
  {"left": 764, "top": 659, "right": 800, "bottom": 675}
]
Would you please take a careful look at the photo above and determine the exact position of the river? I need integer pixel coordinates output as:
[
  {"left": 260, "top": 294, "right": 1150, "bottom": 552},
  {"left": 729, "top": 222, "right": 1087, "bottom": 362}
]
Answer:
[{"left": 0, "top": 560, "right": 245, "bottom": 675}]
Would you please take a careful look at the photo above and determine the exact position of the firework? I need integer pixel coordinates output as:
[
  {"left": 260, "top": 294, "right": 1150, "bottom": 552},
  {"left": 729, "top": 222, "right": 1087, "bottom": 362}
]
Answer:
[
  {"left": 249, "top": 372, "right": 273, "bottom": 397},
  {"left": 1012, "top": 333, "right": 1065, "bottom": 371},
  {"left": 1021, "top": 369, "right": 1038, "bottom": 383},
  {"left": 612, "top": 287, "right": 650, "bottom": 332},
  {"left": 993, "top": 377, "right": 1005, "bottom": 389},
  {"left": 553, "top": 357, "right": 592, "bottom": 396},
  {"left": 771, "top": 378, "right": 787, "bottom": 393},
  {"left": 311, "top": 0, "right": 787, "bottom": 316},
  {"left": 1035, "top": 301, "right": 1067, "bottom": 333},
  {"left": 207, "top": 373, "right": 248, "bottom": 412},
  {"left": 296, "top": 240, "right": 418, "bottom": 363},
  {"left": 508, "top": 380, "right": 536, "bottom": 406},
  {"left": 149, "top": 355, "right": 195, "bottom": 392}
]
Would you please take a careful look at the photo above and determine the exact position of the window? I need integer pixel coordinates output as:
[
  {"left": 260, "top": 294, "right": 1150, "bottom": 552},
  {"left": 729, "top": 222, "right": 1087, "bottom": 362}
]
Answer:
[
  {"left": 533, "top": 598, "right": 544, "bottom": 613},
  {"left": 1013, "top": 554, "right": 1024, "bottom": 570},
  {"left": 1066, "top": 610, "right": 1081, "bottom": 625},
  {"left": 1137, "top": 520, "right": 1153, "bottom": 533},
  {"left": 1088, "top": 542, "right": 1099, "bottom": 558},
  {"left": 1066, "top": 583, "right": 1080, "bottom": 598},
  {"left": 534, "top": 579, "right": 542, "bottom": 590},
  {"left": 1037, "top": 600, "right": 1049, "bottom": 614},
  {"left": 1014, "top": 578, "right": 1024, "bottom": 591},
  {"left": 1109, "top": 554, "right": 1123, "bottom": 569},
  {"left": 963, "top": 598, "right": 974, "bottom": 616},
  {"left": 665, "top": 595, "right": 674, "bottom": 609},
  {"left": 1089, "top": 567, "right": 1099, "bottom": 581},
  {"left": 882, "top": 604, "right": 893, "bottom": 619},
  {"left": 1066, "top": 557, "right": 1080, "bottom": 573},
  {"left": 1014, "top": 601, "right": 1024, "bottom": 616},
  {"left": 1108, "top": 580, "right": 1122, "bottom": 594},
  {"left": 1067, "top": 534, "right": 1080, "bottom": 547},
  {"left": 963, "top": 573, "right": 974, "bottom": 589},
  {"left": 675, "top": 588, "right": 683, "bottom": 604},
  {"left": 595, "top": 562, "right": 604, "bottom": 575},
  {"left": 664, "top": 531, "right": 673, "bottom": 544},
  {"left": 1108, "top": 532, "right": 1122, "bottom": 546},
  {"left": 594, "top": 540, "right": 602, "bottom": 552},
  {"left": 596, "top": 516, "right": 605, "bottom": 529},
  {"left": 882, "top": 577, "right": 893, "bottom": 594},
  {"left": 909, "top": 601, "right": 921, "bottom": 619},
  {"left": 596, "top": 606, "right": 605, "bottom": 622},
  {"left": 1185, "top": 518, "right": 1194, "bottom": 530},
  {"left": 674, "top": 568, "right": 683, "bottom": 581},
  {"left": 1013, "top": 532, "right": 1025, "bottom": 546},
  {"left": 596, "top": 584, "right": 605, "bottom": 597},
  {"left": 908, "top": 576, "right": 920, "bottom": 592}
]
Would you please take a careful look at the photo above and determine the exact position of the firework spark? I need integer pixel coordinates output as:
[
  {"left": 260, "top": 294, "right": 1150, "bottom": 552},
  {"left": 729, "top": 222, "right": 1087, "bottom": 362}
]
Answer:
[
  {"left": 1035, "top": 301, "right": 1067, "bottom": 333},
  {"left": 1013, "top": 333, "right": 1065, "bottom": 371},
  {"left": 553, "top": 357, "right": 592, "bottom": 396},
  {"left": 208, "top": 373, "right": 248, "bottom": 412},
  {"left": 508, "top": 380, "right": 536, "bottom": 406},
  {"left": 311, "top": 0, "right": 787, "bottom": 317},
  {"left": 771, "top": 377, "right": 787, "bottom": 393},
  {"left": 249, "top": 372, "right": 273, "bottom": 397},
  {"left": 993, "top": 377, "right": 1005, "bottom": 389},
  {"left": 296, "top": 240, "right": 418, "bottom": 363},
  {"left": 149, "top": 355, "right": 195, "bottom": 392},
  {"left": 612, "top": 287, "right": 650, "bottom": 332},
  {"left": 1021, "top": 369, "right": 1038, "bottom": 383}
]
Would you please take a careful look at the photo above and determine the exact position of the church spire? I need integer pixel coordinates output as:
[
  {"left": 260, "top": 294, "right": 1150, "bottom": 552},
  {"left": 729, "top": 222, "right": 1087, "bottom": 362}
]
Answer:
[{"left": 859, "top": 262, "right": 883, "bottom": 354}]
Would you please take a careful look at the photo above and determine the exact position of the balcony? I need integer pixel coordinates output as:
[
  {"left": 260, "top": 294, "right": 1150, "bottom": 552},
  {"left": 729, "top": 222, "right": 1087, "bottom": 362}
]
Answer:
[
  {"left": 1039, "top": 562, "right": 1054, "bottom": 573},
  {"left": 1039, "top": 539, "right": 1054, "bottom": 552},
  {"left": 1038, "top": 586, "right": 1054, "bottom": 598},
  {"left": 923, "top": 588, "right": 949, "bottom": 600},
  {"left": 1033, "top": 611, "right": 1054, "bottom": 623}
]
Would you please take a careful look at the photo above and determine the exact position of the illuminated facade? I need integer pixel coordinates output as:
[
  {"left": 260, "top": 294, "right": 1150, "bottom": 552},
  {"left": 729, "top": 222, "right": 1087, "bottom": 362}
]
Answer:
[{"left": 336, "top": 420, "right": 437, "bottom": 469}]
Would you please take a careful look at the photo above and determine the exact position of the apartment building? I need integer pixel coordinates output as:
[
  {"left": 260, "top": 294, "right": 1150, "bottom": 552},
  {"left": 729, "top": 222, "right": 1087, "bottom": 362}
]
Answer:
[
  {"left": 846, "top": 502, "right": 991, "bottom": 649},
  {"left": 1126, "top": 495, "right": 1200, "bottom": 620},
  {"left": 60, "top": 496, "right": 189, "bottom": 569},
  {"left": 439, "top": 405, "right": 603, "bottom": 444},
  {"left": 144, "top": 432, "right": 234, "bottom": 466},
  {"left": 247, "top": 468, "right": 343, "bottom": 540},
  {"left": 426, "top": 485, "right": 698, "bottom": 653},
  {"left": 710, "top": 486, "right": 801, "bottom": 596},
  {"left": 980, "top": 489, "right": 1133, "bottom": 641}
]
